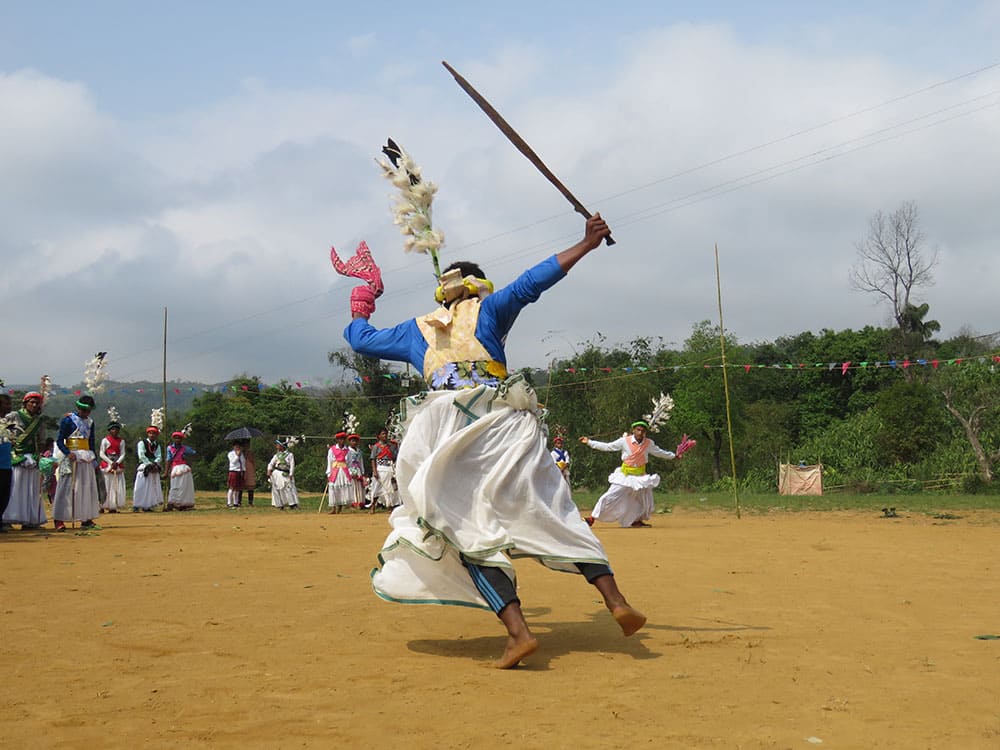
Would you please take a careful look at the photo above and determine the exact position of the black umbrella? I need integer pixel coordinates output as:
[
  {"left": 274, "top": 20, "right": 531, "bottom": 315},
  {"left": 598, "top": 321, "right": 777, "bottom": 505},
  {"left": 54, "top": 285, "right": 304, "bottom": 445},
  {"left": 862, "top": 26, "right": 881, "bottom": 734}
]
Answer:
[{"left": 224, "top": 426, "right": 265, "bottom": 441}]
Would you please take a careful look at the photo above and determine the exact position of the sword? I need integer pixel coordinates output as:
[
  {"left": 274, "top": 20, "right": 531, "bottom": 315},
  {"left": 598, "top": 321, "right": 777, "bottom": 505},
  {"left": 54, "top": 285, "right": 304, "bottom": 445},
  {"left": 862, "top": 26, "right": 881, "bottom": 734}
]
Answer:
[{"left": 442, "top": 61, "right": 615, "bottom": 246}]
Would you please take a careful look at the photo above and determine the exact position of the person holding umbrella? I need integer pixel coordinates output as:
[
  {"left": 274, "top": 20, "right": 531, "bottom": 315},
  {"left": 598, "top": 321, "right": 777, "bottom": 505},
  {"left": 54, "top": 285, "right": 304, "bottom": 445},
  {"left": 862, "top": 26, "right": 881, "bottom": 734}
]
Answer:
[
  {"left": 225, "top": 441, "right": 244, "bottom": 509},
  {"left": 239, "top": 440, "right": 257, "bottom": 507},
  {"left": 223, "top": 427, "right": 263, "bottom": 507}
]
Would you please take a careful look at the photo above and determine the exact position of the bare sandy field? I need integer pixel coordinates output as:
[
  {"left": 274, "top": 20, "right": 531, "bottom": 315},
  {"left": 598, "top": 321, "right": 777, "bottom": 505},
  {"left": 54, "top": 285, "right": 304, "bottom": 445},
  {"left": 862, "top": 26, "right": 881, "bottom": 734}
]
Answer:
[{"left": 2, "top": 506, "right": 998, "bottom": 749}]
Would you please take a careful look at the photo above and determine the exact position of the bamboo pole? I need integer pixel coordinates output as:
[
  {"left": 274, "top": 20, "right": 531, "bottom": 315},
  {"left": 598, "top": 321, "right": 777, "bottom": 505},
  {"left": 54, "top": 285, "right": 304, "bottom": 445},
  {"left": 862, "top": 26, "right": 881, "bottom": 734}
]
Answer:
[
  {"left": 715, "top": 244, "right": 741, "bottom": 519},
  {"left": 161, "top": 307, "right": 168, "bottom": 509}
]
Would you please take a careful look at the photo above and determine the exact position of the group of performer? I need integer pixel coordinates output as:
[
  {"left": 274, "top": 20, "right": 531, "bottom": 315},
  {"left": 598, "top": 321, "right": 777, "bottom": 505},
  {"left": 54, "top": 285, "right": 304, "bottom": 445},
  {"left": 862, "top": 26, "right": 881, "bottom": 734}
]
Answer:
[
  {"left": 0, "top": 389, "right": 209, "bottom": 530},
  {"left": 324, "top": 428, "right": 400, "bottom": 514}
]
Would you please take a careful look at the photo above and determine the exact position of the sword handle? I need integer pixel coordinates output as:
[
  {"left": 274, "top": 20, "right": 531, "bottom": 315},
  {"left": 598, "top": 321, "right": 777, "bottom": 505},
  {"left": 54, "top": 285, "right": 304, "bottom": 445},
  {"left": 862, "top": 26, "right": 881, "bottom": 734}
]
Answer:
[{"left": 574, "top": 207, "right": 615, "bottom": 246}]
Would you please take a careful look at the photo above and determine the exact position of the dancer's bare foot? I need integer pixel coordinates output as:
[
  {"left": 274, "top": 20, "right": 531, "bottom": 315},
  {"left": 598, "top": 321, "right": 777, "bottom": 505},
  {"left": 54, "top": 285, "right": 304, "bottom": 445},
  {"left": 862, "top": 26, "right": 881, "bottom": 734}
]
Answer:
[
  {"left": 612, "top": 604, "right": 647, "bottom": 636},
  {"left": 492, "top": 633, "right": 539, "bottom": 669}
]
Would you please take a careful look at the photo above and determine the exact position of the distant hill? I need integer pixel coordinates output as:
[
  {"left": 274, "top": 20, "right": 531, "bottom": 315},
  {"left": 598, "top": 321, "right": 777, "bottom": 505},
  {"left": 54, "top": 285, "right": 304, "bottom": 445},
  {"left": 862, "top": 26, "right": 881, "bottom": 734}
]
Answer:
[{"left": 6, "top": 380, "right": 206, "bottom": 428}]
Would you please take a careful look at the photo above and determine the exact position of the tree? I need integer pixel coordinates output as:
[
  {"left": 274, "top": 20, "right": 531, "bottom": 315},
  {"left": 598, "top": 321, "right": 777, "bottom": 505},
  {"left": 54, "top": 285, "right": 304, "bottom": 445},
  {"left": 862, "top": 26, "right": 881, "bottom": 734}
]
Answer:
[
  {"left": 672, "top": 321, "right": 745, "bottom": 482},
  {"left": 934, "top": 362, "right": 1000, "bottom": 483},
  {"left": 849, "top": 201, "right": 938, "bottom": 344},
  {"left": 873, "top": 380, "right": 948, "bottom": 465}
]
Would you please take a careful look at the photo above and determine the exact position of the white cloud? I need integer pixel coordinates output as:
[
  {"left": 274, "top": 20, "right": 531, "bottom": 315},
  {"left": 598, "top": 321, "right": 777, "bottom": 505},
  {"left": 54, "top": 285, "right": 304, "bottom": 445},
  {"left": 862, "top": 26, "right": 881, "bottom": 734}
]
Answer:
[{"left": 2, "top": 18, "right": 998, "bottom": 387}]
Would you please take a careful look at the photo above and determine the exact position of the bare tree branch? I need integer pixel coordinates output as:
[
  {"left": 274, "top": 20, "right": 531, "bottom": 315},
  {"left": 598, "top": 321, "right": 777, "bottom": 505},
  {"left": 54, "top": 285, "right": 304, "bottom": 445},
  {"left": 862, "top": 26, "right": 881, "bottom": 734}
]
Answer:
[{"left": 849, "top": 201, "right": 938, "bottom": 333}]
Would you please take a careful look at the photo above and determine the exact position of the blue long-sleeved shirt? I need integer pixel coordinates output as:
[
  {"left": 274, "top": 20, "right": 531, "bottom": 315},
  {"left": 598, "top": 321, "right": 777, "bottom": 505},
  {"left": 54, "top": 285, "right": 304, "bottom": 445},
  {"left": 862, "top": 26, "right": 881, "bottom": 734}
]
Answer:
[{"left": 345, "top": 254, "right": 566, "bottom": 370}]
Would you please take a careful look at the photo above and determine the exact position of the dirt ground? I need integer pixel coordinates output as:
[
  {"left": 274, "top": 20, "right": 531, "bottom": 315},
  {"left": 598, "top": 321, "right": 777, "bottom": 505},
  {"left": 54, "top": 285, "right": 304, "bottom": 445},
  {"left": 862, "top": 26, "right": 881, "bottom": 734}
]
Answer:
[{"left": 2, "top": 505, "right": 998, "bottom": 749}]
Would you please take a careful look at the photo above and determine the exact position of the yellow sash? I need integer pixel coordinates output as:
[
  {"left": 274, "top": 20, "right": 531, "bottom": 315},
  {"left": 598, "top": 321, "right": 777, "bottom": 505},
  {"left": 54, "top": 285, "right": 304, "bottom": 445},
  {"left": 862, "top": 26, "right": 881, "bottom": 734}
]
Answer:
[
  {"left": 620, "top": 463, "right": 646, "bottom": 476},
  {"left": 67, "top": 437, "right": 89, "bottom": 450}
]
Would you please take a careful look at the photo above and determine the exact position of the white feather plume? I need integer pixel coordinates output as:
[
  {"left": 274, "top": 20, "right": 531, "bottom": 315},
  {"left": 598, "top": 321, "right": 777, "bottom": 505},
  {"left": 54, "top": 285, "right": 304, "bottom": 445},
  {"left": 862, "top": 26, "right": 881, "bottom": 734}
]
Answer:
[
  {"left": 343, "top": 412, "right": 359, "bottom": 436},
  {"left": 643, "top": 392, "right": 675, "bottom": 433},
  {"left": 378, "top": 140, "right": 444, "bottom": 272},
  {"left": 83, "top": 352, "right": 108, "bottom": 394}
]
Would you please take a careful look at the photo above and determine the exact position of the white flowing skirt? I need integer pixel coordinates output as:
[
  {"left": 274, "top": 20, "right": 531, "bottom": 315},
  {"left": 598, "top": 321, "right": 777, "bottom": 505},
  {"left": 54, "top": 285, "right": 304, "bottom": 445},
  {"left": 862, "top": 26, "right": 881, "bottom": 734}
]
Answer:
[
  {"left": 591, "top": 469, "right": 660, "bottom": 527},
  {"left": 371, "top": 377, "right": 608, "bottom": 610},
  {"left": 168, "top": 465, "right": 195, "bottom": 507},
  {"left": 269, "top": 471, "right": 299, "bottom": 507},
  {"left": 52, "top": 452, "right": 101, "bottom": 522},
  {"left": 133, "top": 469, "right": 163, "bottom": 509},
  {"left": 3, "top": 464, "right": 47, "bottom": 526},
  {"left": 328, "top": 470, "right": 354, "bottom": 507},
  {"left": 369, "top": 464, "right": 400, "bottom": 507},
  {"left": 102, "top": 470, "right": 127, "bottom": 511}
]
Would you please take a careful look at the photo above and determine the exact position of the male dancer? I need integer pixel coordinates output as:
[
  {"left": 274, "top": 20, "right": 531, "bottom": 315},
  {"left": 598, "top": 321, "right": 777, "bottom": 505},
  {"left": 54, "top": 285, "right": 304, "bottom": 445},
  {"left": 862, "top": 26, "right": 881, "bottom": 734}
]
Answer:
[{"left": 335, "top": 212, "right": 645, "bottom": 668}]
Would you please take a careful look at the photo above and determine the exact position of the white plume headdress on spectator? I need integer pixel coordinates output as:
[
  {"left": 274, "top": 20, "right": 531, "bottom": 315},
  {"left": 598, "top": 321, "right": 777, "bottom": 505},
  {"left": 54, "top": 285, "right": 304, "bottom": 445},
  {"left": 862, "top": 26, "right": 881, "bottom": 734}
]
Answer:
[
  {"left": 343, "top": 411, "right": 359, "bottom": 436},
  {"left": 39, "top": 374, "right": 53, "bottom": 402}
]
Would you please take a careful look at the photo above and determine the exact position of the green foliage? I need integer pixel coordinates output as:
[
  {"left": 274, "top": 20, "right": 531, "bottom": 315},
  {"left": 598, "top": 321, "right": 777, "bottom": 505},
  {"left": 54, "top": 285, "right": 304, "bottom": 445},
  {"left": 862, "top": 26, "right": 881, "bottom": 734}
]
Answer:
[
  {"left": 794, "top": 410, "right": 881, "bottom": 478},
  {"left": 134, "top": 314, "right": 998, "bottom": 495},
  {"left": 873, "top": 380, "right": 949, "bottom": 464}
]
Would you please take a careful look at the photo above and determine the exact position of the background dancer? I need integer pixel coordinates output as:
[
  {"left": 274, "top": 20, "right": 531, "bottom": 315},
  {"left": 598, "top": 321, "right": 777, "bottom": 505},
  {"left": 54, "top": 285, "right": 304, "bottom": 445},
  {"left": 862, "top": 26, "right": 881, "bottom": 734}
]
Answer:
[{"left": 580, "top": 401, "right": 695, "bottom": 528}]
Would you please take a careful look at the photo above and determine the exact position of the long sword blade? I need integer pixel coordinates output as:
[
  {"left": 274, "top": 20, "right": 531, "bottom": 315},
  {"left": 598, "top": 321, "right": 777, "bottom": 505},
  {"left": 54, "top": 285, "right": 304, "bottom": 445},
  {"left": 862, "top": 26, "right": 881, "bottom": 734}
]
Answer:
[{"left": 442, "top": 60, "right": 614, "bottom": 245}]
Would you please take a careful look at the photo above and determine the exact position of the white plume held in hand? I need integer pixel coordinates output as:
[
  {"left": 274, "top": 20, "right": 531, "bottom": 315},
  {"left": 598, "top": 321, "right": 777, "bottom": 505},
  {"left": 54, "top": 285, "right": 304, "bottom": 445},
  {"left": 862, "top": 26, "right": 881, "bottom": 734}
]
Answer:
[{"left": 378, "top": 140, "right": 445, "bottom": 265}]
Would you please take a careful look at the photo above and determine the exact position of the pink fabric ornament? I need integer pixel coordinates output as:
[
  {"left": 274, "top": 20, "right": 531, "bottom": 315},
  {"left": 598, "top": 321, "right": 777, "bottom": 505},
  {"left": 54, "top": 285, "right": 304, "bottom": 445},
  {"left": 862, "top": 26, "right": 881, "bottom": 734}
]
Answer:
[
  {"left": 330, "top": 241, "right": 384, "bottom": 298},
  {"left": 675, "top": 434, "right": 697, "bottom": 458}
]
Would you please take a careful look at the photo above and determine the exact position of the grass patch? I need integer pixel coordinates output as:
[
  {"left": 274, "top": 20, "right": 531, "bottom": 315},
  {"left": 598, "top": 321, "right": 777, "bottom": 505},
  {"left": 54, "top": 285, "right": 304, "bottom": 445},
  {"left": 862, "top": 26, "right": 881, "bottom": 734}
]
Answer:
[
  {"left": 569, "top": 488, "right": 1000, "bottom": 515},
  {"left": 186, "top": 489, "right": 999, "bottom": 517}
]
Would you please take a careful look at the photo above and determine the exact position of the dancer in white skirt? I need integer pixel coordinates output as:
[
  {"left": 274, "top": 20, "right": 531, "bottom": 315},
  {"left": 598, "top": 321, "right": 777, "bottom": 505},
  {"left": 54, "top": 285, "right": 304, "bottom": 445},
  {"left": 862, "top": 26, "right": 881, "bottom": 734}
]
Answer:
[
  {"left": 335, "top": 210, "right": 645, "bottom": 668},
  {"left": 51, "top": 395, "right": 101, "bottom": 531},
  {"left": 98, "top": 421, "right": 128, "bottom": 512},
  {"left": 3, "top": 391, "right": 48, "bottom": 529},
  {"left": 132, "top": 426, "right": 163, "bottom": 511},
  {"left": 267, "top": 439, "right": 299, "bottom": 509},
  {"left": 165, "top": 431, "right": 196, "bottom": 510},
  {"left": 580, "top": 421, "right": 689, "bottom": 528}
]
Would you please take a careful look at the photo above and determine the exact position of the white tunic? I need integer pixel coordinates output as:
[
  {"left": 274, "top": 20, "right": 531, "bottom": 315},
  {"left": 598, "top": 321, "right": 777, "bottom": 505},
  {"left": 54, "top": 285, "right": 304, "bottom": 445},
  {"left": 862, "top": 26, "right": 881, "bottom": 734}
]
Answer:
[
  {"left": 3, "top": 410, "right": 47, "bottom": 526},
  {"left": 267, "top": 450, "right": 299, "bottom": 508},
  {"left": 133, "top": 439, "right": 163, "bottom": 509},
  {"left": 51, "top": 415, "right": 100, "bottom": 523},
  {"left": 99, "top": 436, "right": 128, "bottom": 511}
]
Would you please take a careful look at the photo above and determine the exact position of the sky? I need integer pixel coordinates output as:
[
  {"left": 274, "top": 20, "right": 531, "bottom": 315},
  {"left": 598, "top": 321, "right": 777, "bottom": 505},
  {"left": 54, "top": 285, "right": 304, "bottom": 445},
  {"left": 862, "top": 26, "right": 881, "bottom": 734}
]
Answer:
[{"left": 2, "top": 1, "right": 999, "bottom": 389}]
